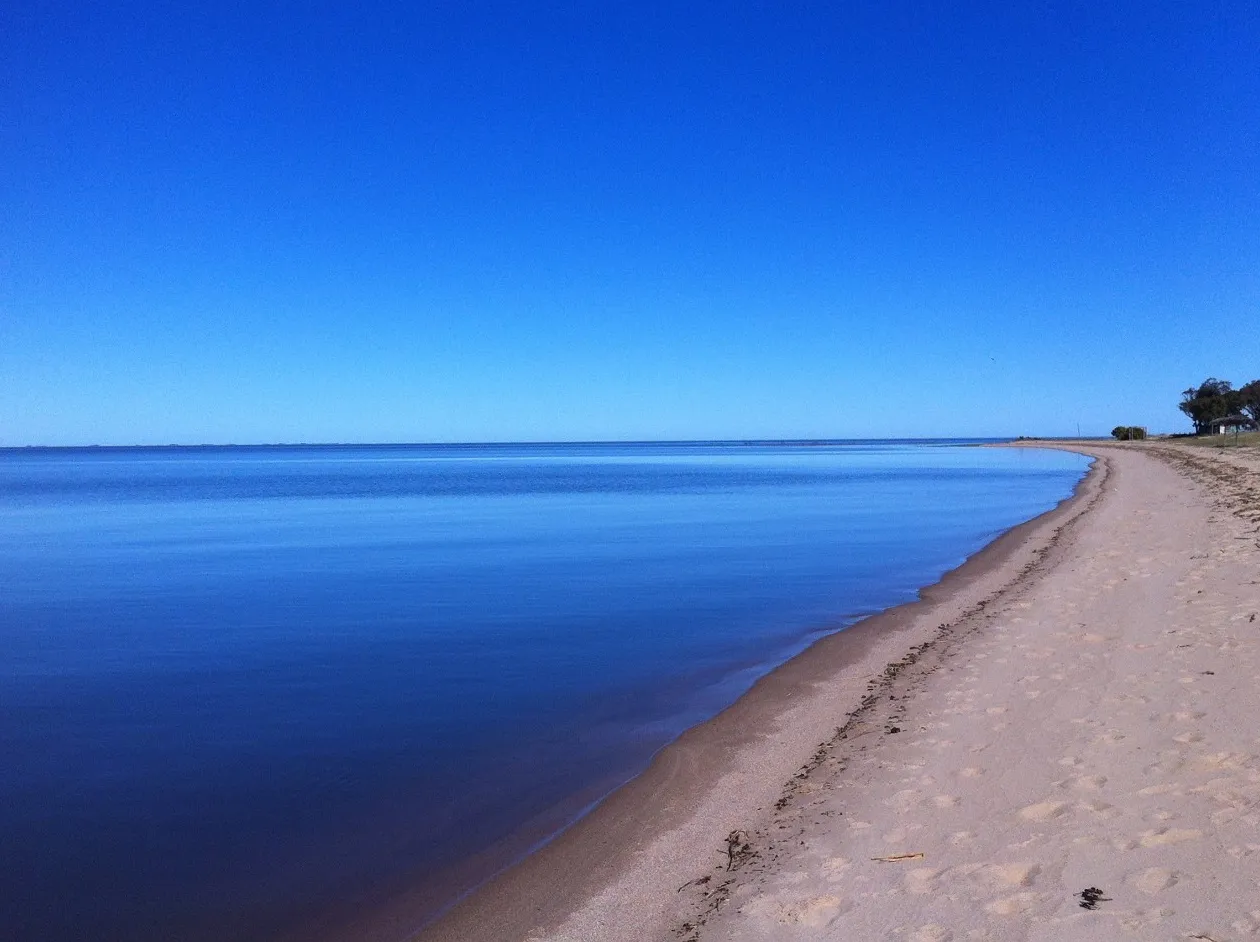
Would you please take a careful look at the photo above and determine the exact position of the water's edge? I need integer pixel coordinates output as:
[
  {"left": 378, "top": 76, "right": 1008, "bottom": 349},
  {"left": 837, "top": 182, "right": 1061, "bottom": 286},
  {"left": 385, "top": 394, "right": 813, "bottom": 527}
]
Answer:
[
  {"left": 377, "top": 448, "right": 1102, "bottom": 942},
  {"left": 0, "top": 442, "right": 1090, "bottom": 942}
]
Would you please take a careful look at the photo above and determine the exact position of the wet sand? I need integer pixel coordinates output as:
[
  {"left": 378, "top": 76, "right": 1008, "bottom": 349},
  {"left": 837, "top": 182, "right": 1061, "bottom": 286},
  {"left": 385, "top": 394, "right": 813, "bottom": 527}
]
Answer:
[{"left": 413, "top": 442, "right": 1231, "bottom": 942}]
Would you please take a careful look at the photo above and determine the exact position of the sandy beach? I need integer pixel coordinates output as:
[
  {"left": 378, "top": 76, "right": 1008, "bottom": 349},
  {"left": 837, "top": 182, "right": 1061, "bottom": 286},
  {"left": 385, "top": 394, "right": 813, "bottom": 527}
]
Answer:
[{"left": 418, "top": 442, "right": 1260, "bottom": 942}]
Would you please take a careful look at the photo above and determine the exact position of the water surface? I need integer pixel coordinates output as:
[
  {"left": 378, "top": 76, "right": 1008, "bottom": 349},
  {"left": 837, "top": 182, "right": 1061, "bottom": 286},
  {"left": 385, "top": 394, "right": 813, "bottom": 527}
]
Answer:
[{"left": 0, "top": 441, "right": 1089, "bottom": 940}]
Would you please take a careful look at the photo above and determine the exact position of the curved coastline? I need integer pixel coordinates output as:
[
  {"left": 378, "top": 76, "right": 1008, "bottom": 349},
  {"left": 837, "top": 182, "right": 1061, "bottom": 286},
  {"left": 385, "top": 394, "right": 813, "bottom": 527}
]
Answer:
[{"left": 338, "top": 447, "right": 1107, "bottom": 942}]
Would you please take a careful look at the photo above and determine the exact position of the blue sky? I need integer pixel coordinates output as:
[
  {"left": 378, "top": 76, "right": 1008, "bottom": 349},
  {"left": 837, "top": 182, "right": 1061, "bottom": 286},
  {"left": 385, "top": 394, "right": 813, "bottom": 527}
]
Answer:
[{"left": 2, "top": 1, "right": 1257, "bottom": 444}]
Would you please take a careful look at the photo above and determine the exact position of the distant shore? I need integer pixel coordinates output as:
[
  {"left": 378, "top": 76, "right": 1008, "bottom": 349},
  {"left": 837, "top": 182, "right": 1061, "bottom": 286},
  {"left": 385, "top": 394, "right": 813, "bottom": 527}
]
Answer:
[{"left": 406, "top": 446, "right": 1108, "bottom": 942}]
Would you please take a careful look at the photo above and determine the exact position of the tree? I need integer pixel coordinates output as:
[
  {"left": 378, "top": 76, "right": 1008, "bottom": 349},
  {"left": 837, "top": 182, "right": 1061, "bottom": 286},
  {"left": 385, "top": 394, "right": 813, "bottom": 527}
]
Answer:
[
  {"left": 1179, "top": 378, "right": 1241, "bottom": 434},
  {"left": 1239, "top": 379, "right": 1260, "bottom": 425},
  {"left": 1111, "top": 426, "right": 1146, "bottom": 441}
]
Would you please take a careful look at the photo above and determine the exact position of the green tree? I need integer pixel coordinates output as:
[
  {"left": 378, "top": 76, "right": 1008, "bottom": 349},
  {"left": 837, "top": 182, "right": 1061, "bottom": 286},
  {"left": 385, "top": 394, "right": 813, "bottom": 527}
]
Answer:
[
  {"left": 1179, "top": 378, "right": 1241, "bottom": 434},
  {"left": 1239, "top": 379, "right": 1260, "bottom": 425},
  {"left": 1111, "top": 426, "right": 1146, "bottom": 441}
]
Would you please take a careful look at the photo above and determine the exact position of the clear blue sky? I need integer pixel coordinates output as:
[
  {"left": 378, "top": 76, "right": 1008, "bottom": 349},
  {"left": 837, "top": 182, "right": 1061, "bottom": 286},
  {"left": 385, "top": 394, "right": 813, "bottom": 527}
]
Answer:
[{"left": 2, "top": 1, "right": 1257, "bottom": 445}]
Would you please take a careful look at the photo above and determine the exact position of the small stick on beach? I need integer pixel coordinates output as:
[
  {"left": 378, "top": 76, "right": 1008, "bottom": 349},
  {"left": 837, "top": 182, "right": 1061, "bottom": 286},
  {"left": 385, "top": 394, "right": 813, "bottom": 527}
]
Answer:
[{"left": 870, "top": 852, "right": 925, "bottom": 863}]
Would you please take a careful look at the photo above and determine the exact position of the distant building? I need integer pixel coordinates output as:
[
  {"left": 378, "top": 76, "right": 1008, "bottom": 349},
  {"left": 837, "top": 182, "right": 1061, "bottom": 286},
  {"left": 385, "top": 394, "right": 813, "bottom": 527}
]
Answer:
[{"left": 1208, "top": 415, "right": 1257, "bottom": 435}]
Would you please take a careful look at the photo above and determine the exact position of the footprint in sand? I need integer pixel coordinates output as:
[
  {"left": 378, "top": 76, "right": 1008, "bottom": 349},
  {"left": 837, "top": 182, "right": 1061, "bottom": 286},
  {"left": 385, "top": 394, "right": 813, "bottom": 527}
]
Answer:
[
  {"left": 821, "top": 856, "right": 851, "bottom": 876},
  {"left": 785, "top": 895, "right": 847, "bottom": 928},
  {"left": 1091, "top": 730, "right": 1126, "bottom": 744},
  {"left": 966, "top": 862, "right": 1040, "bottom": 890},
  {"left": 1139, "top": 827, "right": 1203, "bottom": 847},
  {"left": 984, "top": 892, "right": 1042, "bottom": 915},
  {"left": 886, "top": 789, "right": 920, "bottom": 810},
  {"left": 1127, "top": 867, "right": 1179, "bottom": 894},
  {"left": 743, "top": 893, "right": 848, "bottom": 928},
  {"left": 1170, "top": 711, "right": 1207, "bottom": 722},
  {"left": 1018, "top": 800, "right": 1069, "bottom": 821},
  {"left": 1192, "top": 751, "right": 1255, "bottom": 772},
  {"left": 1077, "top": 799, "right": 1117, "bottom": 818},
  {"left": 1055, "top": 774, "right": 1106, "bottom": 791},
  {"left": 1117, "top": 907, "right": 1173, "bottom": 931},
  {"left": 903, "top": 868, "right": 943, "bottom": 894},
  {"left": 1232, "top": 912, "right": 1260, "bottom": 934}
]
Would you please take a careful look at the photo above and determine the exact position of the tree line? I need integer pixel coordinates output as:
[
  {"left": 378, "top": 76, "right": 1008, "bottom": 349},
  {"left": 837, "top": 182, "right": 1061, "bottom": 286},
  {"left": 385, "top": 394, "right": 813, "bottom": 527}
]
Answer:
[{"left": 1179, "top": 378, "right": 1260, "bottom": 434}]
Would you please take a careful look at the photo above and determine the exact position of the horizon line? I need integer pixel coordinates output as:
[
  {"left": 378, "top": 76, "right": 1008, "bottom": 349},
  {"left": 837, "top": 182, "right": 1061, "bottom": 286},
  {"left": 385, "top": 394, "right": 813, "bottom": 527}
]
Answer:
[{"left": 0, "top": 435, "right": 1112, "bottom": 452}]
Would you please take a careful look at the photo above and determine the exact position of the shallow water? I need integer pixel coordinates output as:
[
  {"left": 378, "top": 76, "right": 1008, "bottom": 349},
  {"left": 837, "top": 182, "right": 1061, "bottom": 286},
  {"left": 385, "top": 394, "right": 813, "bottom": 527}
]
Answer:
[{"left": 0, "top": 441, "right": 1089, "bottom": 940}]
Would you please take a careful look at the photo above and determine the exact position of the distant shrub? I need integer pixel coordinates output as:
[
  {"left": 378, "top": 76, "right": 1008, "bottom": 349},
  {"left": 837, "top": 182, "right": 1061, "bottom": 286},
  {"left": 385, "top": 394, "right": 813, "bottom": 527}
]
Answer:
[{"left": 1111, "top": 426, "right": 1146, "bottom": 441}]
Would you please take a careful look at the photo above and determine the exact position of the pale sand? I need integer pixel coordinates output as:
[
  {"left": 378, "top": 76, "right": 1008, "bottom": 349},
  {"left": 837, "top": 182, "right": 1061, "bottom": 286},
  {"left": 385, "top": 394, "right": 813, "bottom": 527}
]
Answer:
[{"left": 417, "top": 443, "right": 1260, "bottom": 942}]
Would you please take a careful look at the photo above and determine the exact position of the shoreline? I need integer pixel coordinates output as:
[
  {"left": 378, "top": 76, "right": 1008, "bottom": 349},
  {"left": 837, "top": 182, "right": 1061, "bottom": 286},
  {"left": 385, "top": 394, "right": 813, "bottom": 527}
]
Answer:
[
  {"left": 407, "top": 447, "right": 1107, "bottom": 942},
  {"left": 678, "top": 440, "right": 1260, "bottom": 940}
]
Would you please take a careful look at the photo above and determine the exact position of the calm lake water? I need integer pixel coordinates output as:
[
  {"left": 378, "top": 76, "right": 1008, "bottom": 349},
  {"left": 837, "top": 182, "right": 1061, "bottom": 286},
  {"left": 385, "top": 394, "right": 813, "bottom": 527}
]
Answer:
[{"left": 0, "top": 441, "right": 1089, "bottom": 940}]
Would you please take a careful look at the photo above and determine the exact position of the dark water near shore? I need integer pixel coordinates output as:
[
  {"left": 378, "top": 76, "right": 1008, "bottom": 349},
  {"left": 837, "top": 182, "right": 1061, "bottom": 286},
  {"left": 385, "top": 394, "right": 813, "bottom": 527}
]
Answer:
[{"left": 0, "top": 441, "right": 1089, "bottom": 940}]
